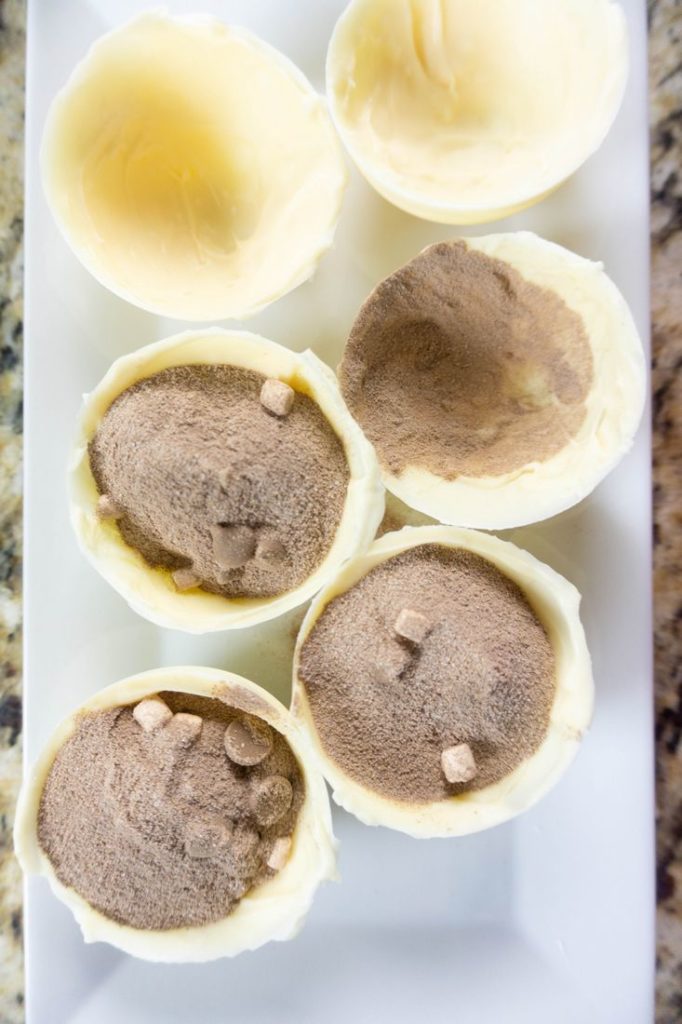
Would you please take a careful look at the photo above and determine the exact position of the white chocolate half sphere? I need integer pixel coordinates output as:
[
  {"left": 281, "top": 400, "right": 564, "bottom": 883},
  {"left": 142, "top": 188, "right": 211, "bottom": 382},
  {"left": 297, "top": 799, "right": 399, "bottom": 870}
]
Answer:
[
  {"left": 293, "top": 526, "right": 593, "bottom": 837},
  {"left": 43, "top": 12, "right": 347, "bottom": 319},
  {"left": 339, "top": 233, "right": 646, "bottom": 530},
  {"left": 70, "top": 329, "right": 384, "bottom": 633},
  {"left": 14, "top": 667, "right": 337, "bottom": 962},
  {"left": 327, "top": 0, "right": 628, "bottom": 224}
]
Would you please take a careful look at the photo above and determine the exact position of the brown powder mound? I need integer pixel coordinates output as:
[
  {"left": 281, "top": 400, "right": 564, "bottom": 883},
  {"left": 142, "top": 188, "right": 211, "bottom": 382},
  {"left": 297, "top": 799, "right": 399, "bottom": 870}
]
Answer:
[
  {"left": 339, "top": 241, "right": 593, "bottom": 480},
  {"left": 298, "top": 545, "right": 556, "bottom": 803},
  {"left": 37, "top": 693, "right": 304, "bottom": 931},
  {"left": 88, "top": 364, "right": 350, "bottom": 599}
]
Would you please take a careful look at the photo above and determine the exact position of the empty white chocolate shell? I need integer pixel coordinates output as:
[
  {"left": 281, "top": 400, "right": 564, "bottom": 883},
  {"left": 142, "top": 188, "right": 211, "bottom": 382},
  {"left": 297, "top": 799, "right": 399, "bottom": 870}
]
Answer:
[
  {"left": 42, "top": 12, "right": 347, "bottom": 320},
  {"left": 14, "top": 667, "right": 337, "bottom": 962},
  {"left": 69, "top": 328, "right": 384, "bottom": 633},
  {"left": 327, "top": 0, "right": 628, "bottom": 224},
  {"left": 339, "top": 232, "right": 646, "bottom": 530},
  {"left": 293, "top": 525, "right": 593, "bottom": 837}
]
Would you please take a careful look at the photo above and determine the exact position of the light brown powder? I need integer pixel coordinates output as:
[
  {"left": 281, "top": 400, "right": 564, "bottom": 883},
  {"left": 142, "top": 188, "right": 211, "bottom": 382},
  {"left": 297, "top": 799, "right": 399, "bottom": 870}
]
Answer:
[
  {"left": 339, "top": 241, "right": 593, "bottom": 480},
  {"left": 298, "top": 545, "right": 556, "bottom": 803},
  {"left": 37, "top": 693, "right": 304, "bottom": 931},
  {"left": 88, "top": 364, "right": 350, "bottom": 598}
]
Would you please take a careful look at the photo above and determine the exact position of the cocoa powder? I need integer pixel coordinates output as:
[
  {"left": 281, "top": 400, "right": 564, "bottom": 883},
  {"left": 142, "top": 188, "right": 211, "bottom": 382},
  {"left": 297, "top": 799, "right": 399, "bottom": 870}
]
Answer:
[
  {"left": 38, "top": 693, "right": 304, "bottom": 931},
  {"left": 298, "top": 544, "right": 556, "bottom": 803},
  {"left": 89, "top": 364, "right": 350, "bottom": 598},
  {"left": 340, "top": 241, "right": 593, "bottom": 480}
]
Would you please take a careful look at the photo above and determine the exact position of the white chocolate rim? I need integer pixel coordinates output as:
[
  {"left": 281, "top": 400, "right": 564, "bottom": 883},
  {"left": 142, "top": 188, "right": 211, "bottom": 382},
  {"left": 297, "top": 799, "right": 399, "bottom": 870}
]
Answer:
[
  {"left": 326, "top": 0, "right": 628, "bottom": 225},
  {"left": 69, "top": 328, "right": 385, "bottom": 633},
  {"left": 293, "top": 525, "right": 594, "bottom": 837},
  {"left": 42, "top": 10, "right": 347, "bottom": 321},
  {"left": 354, "top": 232, "right": 646, "bottom": 530},
  {"left": 14, "top": 666, "right": 337, "bottom": 962}
]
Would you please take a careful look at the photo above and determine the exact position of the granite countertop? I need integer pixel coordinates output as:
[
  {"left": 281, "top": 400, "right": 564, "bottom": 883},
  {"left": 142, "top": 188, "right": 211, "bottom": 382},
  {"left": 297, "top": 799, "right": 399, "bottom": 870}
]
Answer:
[
  {"left": 651, "top": 0, "right": 682, "bottom": 1019},
  {"left": 0, "top": 0, "right": 25, "bottom": 1020},
  {"left": 0, "top": 0, "right": 680, "bottom": 1020}
]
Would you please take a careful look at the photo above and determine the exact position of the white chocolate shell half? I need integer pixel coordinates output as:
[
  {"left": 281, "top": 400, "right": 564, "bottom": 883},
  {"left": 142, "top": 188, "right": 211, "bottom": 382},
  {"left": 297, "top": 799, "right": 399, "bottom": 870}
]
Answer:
[
  {"left": 69, "top": 328, "right": 384, "bottom": 633},
  {"left": 42, "top": 11, "right": 347, "bottom": 320},
  {"left": 293, "top": 525, "right": 593, "bottom": 837},
  {"left": 339, "top": 233, "right": 646, "bottom": 530},
  {"left": 14, "top": 667, "right": 337, "bottom": 962},
  {"left": 327, "top": 0, "right": 628, "bottom": 224}
]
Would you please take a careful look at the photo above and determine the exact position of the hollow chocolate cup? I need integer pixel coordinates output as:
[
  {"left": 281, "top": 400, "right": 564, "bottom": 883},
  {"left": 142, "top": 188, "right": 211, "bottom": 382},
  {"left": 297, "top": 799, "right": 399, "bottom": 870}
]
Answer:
[
  {"left": 338, "top": 232, "right": 646, "bottom": 530},
  {"left": 69, "top": 328, "right": 384, "bottom": 633},
  {"left": 14, "top": 667, "right": 337, "bottom": 962},
  {"left": 293, "top": 525, "right": 593, "bottom": 838},
  {"left": 42, "top": 12, "right": 347, "bottom": 321},
  {"left": 326, "top": 0, "right": 627, "bottom": 225}
]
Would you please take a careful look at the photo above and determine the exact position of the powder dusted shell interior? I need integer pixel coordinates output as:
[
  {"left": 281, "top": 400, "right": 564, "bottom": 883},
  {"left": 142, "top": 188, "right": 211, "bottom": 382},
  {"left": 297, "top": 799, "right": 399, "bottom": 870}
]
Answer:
[
  {"left": 69, "top": 329, "right": 384, "bottom": 633},
  {"left": 339, "top": 233, "right": 646, "bottom": 530},
  {"left": 42, "top": 12, "right": 347, "bottom": 320},
  {"left": 293, "top": 525, "right": 593, "bottom": 837},
  {"left": 326, "top": 0, "right": 627, "bottom": 224},
  {"left": 13, "top": 667, "right": 337, "bottom": 962}
]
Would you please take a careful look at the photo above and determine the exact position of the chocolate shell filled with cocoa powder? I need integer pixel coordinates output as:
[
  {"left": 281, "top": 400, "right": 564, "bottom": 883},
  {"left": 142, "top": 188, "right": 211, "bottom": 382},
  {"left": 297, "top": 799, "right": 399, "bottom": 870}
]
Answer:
[
  {"left": 339, "top": 232, "right": 645, "bottom": 529},
  {"left": 293, "top": 525, "right": 593, "bottom": 837},
  {"left": 69, "top": 329, "right": 384, "bottom": 632},
  {"left": 14, "top": 667, "right": 336, "bottom": 962}
]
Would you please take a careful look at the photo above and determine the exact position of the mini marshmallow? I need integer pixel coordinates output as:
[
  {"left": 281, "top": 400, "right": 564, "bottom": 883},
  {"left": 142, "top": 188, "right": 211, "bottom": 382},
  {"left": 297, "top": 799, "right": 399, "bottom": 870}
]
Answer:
[
  {"left": 251, "top": 775, "right": 293, "bottom": 826},
  {"left": 441, "top": 744, "right": 477, "bottom": 784},
  {"left": 267, "top": 836, "right": 292, "bottom": 871},
  {"left": 256, "top": 535, "right": 287, "bottom": 565},
  {"left": 210, "top": 524, "right": 256, "bottom": 570},
  {"left": 224, "top": 716, "right": 273, "bottom": 766},
  {"left": 395, "top": 608, "right": 431, "bottom": 644},
  {"left": 372, "top": 645, "right": 411, "bottom": 686},
  {"left": 172, "top": 567, "right": 201, "bottom": 591},
  {"left": 96, "top": 494, "right": 122, "bottom": 520},
  {"left": 185, "top": 816, "right": 233, "bottom": 859},
  {"left": 372, "top": 663, "right": 396, "bottom": 686},
  {"left": 132, "top": 697, "right": 172, "bottom": 733},
  {"left": 225, "top": 824, "right": 261, "bottom": 876},
  {"left": 165, "top": 712, "right": 203, "bottom": 747},
  {"left": 228, "top": 877, "right": 251, "bottom": 900},
  {"left": 260, "top": 378, "right": 295, "bottom": 417}
]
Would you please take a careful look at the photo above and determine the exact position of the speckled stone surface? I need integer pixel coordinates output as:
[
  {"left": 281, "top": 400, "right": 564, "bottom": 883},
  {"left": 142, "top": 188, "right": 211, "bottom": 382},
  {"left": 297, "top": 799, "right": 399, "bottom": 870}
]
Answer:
[
  {"left": 651, "top": 1, "right": 682, "bottom": 1021},
  {"left": 0, "top": 0, "right": 24, "bottom": 1020},
  {"left": 0, "top": 0, "right": 680, "bottom": 1020}
]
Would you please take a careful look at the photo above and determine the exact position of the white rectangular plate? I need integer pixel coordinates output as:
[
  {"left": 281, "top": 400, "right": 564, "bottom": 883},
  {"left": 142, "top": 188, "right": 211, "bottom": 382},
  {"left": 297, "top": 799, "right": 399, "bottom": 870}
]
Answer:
[{"left": 24, "top": 1, "right": 654, "bottom": 1021}]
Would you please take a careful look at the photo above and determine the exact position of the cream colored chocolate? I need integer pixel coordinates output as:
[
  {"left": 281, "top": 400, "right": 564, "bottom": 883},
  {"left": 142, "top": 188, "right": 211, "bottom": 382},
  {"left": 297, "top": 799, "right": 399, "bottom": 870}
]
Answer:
[
  {"left": 343, "top": 233, "right": 645, "bottom": 530},
  {"left": 327, "top": 0, "right": 627, "bottom": 224},
  {"left": 293, "top": 526, "right": 593, "bottom": 837},
  {"left": 42, "top": 12, "right": 347, "bottom": 320},
  {"left": 14, "top": 667, "right": 337, "bottom": 962},
  {"left": 69, "top": 329, "right": 384, "bottom": 633}
]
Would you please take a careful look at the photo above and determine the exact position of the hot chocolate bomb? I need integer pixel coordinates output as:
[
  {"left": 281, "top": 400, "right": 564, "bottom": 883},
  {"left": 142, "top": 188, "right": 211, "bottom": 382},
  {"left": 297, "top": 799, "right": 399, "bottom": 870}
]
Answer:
[
  {"left": 38, "top": 693, "right": 304, "bottom": 931},
  {"left": 89, "top": 363, "right": 350, "bottom": 599},
  {"left": 298, "top": 544, "right": 556, "bottom": 803}
]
